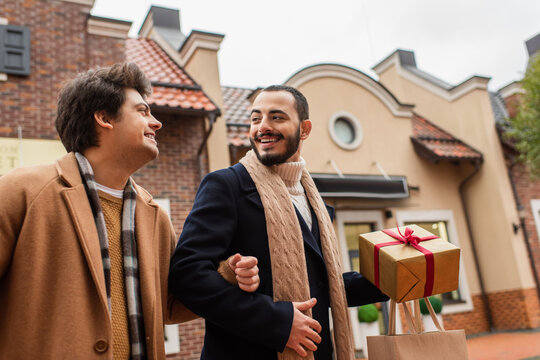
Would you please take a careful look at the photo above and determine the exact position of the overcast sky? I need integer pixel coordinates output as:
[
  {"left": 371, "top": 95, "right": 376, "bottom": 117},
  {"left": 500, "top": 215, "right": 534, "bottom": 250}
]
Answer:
[{"left": 91, "top": 0, "right": 540, "bottom": 91}]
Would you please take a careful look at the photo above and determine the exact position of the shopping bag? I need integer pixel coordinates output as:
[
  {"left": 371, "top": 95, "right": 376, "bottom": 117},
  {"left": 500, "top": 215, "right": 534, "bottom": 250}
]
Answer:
[{"left": 367, "top": 298, "right": 469, "bottom": 360}]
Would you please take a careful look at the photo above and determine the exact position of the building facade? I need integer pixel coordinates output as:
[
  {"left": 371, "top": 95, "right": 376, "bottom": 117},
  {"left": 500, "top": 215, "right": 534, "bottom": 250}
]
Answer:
[{"left": 2, "top": 1, "right": 539, "bottom": 358}]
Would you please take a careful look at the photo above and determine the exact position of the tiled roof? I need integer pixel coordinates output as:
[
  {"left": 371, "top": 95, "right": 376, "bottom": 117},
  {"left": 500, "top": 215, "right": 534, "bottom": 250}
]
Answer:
[
  {"left": 222, "top": 86, "right": 253, "bottom": 147},
  {"left": 126, "top": 38, "right": 218, "bottom": 113},
  {"left": 222, "top": 86, "right": 253, "bottom": 125},
  {"left": 411, "top": 114, "right": 483, "bottom": 164},
  {"left": 228, "top": 125, "right": 250, "bottom": 147}
]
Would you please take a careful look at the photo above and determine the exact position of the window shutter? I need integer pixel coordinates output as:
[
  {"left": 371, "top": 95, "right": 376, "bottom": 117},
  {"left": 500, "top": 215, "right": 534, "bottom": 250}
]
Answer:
[{"left": 0, "top": 25, "right": 31, "bottom": 76}]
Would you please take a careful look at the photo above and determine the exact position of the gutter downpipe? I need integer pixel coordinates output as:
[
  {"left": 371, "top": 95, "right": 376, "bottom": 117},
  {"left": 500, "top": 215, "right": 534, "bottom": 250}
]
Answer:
[
  {"left": 458, "top": 158, "right": 494, "bottom": 331},
  {"left": 197, "top": 112, "right": 217, "bottom": 182},
  {"left": 507, "top": 155, "right": 540, "bottom": 302}
]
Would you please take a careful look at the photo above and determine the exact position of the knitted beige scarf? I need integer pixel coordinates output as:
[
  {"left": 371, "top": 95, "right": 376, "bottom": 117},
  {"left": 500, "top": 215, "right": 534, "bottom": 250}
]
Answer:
[{"left": 240, "top": 150, "right": 354, "bottom": 360}]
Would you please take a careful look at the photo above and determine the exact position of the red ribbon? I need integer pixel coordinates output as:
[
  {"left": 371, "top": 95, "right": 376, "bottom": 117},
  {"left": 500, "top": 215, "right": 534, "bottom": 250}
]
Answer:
[{"left": 373, "top": 227, "right": 438, "bottom": 297}]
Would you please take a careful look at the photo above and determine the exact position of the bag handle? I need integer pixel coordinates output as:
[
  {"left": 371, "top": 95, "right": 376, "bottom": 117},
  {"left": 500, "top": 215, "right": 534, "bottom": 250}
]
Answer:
[
  {"left": 388, "top": 300, "right": 421, "bottom": 335},
  {"left": 386, "top": 297, "right": 445, "bottom": 335},
  {"left": 388, "top": 299, "right": 397, "bottom": 335},
  {"left": 423, "top": 296, "right": 445, "bottom": 332},
  {"left": 413, "top": 299, "right": 424, "bottom": 333},
  {"left": 401, "top": 301, "right": 419, "bottom": 334}
]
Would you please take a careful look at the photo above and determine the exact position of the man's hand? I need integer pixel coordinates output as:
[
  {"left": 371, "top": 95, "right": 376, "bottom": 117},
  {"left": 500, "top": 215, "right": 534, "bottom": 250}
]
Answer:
[
  {"left": 286, "top": 298, "right": 322, "bottom": 357},
  {"left": 228, "top": 253, "right": 260, "bottom": 292}
]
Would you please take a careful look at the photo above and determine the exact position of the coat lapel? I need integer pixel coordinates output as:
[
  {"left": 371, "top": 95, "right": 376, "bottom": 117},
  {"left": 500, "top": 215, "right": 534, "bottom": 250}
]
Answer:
[
  {"left": 294, "top": 206, "right": 325, "bottom": 262},
  {"left": 57, "top": 153, "right": 109, "bottom": 314}
]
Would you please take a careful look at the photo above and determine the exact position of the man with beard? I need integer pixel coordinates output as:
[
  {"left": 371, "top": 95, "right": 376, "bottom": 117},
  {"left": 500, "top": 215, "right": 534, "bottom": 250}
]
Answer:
[{"left": 169, "top": 85, "right": 388, "bottom": 360}]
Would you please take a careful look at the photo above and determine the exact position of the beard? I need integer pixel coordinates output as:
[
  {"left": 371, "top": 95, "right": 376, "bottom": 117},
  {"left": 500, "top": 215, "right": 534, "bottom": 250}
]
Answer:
[{"left": 250, "top": 125, "right": 301, "bottom": 166}]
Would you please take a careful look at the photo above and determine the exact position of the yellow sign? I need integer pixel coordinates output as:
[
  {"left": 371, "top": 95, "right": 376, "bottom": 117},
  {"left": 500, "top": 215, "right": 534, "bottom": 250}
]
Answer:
[
  {"left": 0, "top": 137, "right": 66, "bottom": 176},
  {"left": 0, "top": 142, "right": 19, "bottom": 174}
]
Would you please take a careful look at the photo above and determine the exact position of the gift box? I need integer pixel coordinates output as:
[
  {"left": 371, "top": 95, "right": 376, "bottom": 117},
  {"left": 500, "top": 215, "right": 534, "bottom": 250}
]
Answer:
[{"left": 359, "top": 224, "right": 460, "bottom": 303}]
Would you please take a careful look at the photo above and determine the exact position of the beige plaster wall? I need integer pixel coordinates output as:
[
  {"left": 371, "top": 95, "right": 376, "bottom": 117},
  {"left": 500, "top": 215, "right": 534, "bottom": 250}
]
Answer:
[
  {"left": 183, "top": 48, "right": 230, "bottom": 172},
  {"left": 377, "top": 64, "right": 535, "bottom": 292},
  {"left": 295, "top": 76, "right": 480, "bottom": 294}
]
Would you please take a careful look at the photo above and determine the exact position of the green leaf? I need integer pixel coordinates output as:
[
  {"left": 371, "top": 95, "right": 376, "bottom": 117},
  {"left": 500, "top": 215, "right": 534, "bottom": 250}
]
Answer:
[{"left": 507, "top": 54, "right": 540, "bottom": 177}]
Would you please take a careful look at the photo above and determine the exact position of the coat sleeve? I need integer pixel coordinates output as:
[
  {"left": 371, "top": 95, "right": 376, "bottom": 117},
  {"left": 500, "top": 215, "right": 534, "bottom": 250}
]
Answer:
[
  {"left": 164, "top": 216, "right": 199, "bottom": 324},
  {"left": 168, "top": 170, "right": 293, "bottom": 352},
  {"left": 0, "top": 170, "right": 28, "bottom": 278},
  {"left": 343, "top": 272, "right": 389, "bottom": 306}
]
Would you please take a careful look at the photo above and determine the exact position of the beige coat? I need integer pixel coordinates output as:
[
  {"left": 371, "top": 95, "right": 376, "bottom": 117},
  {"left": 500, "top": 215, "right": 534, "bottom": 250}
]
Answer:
[{"left": 0, "top": 153, "right": 193, "bottom": 359}]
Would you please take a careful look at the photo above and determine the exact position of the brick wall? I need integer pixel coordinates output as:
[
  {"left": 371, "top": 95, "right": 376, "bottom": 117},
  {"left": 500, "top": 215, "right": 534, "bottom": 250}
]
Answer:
[
  {"left": 443, "top": 295, "right": 491, "bottom": 334},
  {"left": 133, "top": 111, "right": 208, "bottom": 360},
  {"left": 524, "top": 287, "right": 540, "bottom": 328},
  {"left": 171, "top": 318, "right": 205, "bottom": 360},
  {"left": 488, "top": 288, "right": 540, "bottom": 329},
  {"left": 509, "top": 161, "right": 540, "bottom": 291},
  {"left": 505, "top": 93, "right": 520, "bottom": 119},
  {"left": 132, "top": 112, "right": 207, "bottom": 235},
  {"left": 0, "top": 0, "right": 125, "bottom": 141}
]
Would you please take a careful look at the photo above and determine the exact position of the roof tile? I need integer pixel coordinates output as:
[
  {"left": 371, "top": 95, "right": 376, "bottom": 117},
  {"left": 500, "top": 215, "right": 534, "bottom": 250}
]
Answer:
[
  {"left": 411, "top": 114, "right": 482, "bottom": 162},
  {"left": 222, "top": 86, "right": 253, "bottom": 147}
]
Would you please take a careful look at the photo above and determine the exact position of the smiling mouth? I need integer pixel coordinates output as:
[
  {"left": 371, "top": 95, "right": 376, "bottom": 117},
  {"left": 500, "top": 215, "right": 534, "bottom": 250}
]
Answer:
[
  {"left": 255, "top": 133, "right": 283, "bottom": 143},
  {"left": 145, "top": 133, "right": 157, "bottom": 145}
]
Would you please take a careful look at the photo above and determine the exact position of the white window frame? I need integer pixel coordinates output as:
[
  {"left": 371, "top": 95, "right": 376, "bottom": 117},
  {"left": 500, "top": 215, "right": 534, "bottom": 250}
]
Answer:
[
  {"left": 335, "top": 210, "right": 398, "bottom": 350},
  {"left": 530, "top": 200, "right": 540, "bottom": 243},
  {"left": 395, "top": 209, "right": 473, "bottom": 314},
  {"left": 153, "top": 198, "right": 181, "bottom": 355},
  {"left": 336, "top": 211, "right": 383, "bottom": 272},
  {"left": 328, "top": 111, "right": 363, "bottom": 150}
]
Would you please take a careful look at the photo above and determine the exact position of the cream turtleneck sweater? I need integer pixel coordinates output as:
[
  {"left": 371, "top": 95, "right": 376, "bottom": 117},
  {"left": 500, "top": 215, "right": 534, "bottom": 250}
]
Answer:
[{"left": 273, "top": 157, "right": 313, "bottom": 229}]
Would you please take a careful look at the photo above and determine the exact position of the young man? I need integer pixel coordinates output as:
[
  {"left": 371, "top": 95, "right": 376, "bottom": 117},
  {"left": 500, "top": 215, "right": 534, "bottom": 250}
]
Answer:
[
  {"left": 0, "top": 62, "right": 258, "bottom": 359},
  {"left": 169, "top": 85, "right": 388, "bottom": 360}
]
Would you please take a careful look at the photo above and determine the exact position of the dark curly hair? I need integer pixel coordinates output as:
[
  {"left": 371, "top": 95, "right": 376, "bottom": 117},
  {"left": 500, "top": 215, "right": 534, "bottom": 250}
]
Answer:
[
  {"left": 55, "top": 62, "right": 152, "bottom": 153},
  {"left": 262, "top": 85, "right": 309, "bottom": 121}
]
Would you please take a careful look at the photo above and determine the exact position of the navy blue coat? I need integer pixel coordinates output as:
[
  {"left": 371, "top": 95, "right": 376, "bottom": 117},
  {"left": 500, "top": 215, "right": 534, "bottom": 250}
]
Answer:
[{"left": 169, "top": 163, "right": 388, "bottom": 360}]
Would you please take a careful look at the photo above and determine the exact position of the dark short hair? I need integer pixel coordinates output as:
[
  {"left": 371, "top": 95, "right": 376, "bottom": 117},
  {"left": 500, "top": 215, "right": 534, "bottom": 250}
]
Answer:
[
  {"left": 55, "top": 62, "right": 152, "bottom": 153},
  {"left": 262, "top": 85, "right": 309, "bottom": 121}
]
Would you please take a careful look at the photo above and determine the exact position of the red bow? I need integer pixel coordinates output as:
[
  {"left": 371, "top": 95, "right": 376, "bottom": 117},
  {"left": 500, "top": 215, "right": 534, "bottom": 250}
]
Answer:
[
  {"left": 374, "top": 227, "right": 438, "bottom": 298},
  {"left": 398, "top": 227, "right": 422, "bottom": 246}
]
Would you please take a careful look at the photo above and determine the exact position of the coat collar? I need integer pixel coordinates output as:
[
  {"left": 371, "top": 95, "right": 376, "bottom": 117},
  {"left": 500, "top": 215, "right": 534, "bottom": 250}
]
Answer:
[
  {"left": 57, "top": 152, "right": 159, "bottom": 325},
  {"left": 56, "top": 152, "right": 154, "bottom": 204},
  {"left": 56, "top": 152, "right": 83, "bottom": 187}
]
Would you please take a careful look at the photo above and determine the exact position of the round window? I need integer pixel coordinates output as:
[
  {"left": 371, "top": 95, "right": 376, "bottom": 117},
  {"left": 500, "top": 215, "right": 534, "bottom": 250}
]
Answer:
[
  {"left": 328, "top": 111, "right": 363, "bottom": 150},
  {"left": 334, "top": 117, "right": 356, "bottom": 144}
]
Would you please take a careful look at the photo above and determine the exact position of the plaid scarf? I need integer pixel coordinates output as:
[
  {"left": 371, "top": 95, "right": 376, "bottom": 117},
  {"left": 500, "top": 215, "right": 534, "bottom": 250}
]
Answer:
[{"left": 75, "top": 152, "right": 147, "bottom": 359}]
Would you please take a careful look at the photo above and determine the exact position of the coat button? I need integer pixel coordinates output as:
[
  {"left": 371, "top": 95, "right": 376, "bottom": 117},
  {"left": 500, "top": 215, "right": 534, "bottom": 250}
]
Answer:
[{"left": 94, "top": 339, "right": 108, "bottom": 353}]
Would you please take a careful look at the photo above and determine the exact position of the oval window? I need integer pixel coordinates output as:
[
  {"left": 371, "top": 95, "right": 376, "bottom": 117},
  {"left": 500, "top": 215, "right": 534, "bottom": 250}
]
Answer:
[
  {"left": 328, "top": 111, "right": 363, "bottom": 150},
  {"left": 334, "top": 117, "right": 355, "bottom": 144}
]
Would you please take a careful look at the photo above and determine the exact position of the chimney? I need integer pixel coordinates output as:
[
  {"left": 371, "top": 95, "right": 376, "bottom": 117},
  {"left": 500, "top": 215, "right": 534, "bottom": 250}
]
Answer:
[
  {"left": 525, "top": 33, "right": 540, "bottom": 58},
  {"left": 397, "top": 50, "right": 417, "bottom": 68},
  {"left": 138, "top": 6, "right": 185, "bottom": 50}
]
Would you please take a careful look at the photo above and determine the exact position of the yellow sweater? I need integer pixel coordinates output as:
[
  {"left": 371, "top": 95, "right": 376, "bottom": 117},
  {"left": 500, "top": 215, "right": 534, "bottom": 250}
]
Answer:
[{"left": 99, "top": 191, "right": 130, "bottom": 360}]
